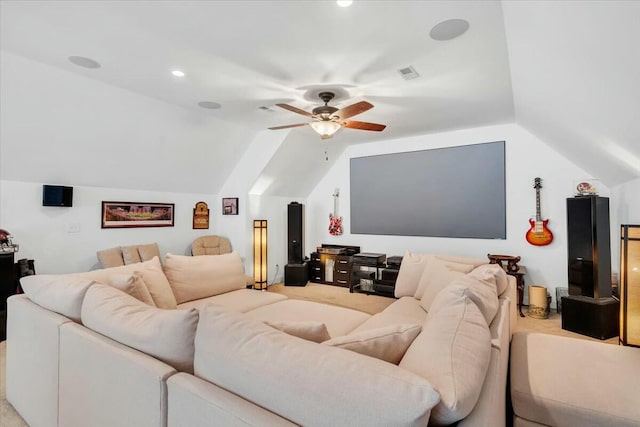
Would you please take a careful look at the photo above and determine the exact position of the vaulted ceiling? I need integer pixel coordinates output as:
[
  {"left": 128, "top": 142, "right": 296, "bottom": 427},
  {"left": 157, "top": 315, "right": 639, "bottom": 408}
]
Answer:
[{"left": 1, "top": 1, "right": 638, "bottom": 196}]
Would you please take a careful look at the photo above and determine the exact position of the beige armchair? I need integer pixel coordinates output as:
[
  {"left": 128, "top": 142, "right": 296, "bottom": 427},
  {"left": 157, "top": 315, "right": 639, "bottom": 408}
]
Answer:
[{"left": 191, "top": 235, "right": 232, "bottom": 256}]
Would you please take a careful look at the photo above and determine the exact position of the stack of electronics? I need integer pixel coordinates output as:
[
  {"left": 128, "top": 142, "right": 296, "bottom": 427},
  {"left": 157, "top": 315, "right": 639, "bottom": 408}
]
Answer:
[{"left": 374, "top": 255, "right": 403, "bottom": 296}]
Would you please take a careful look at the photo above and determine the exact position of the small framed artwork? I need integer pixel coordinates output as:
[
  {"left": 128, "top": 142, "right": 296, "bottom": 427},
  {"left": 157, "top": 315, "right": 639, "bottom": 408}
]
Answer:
[
  {"left": 102, "top": 201, "right": 175, "bottom": 228},
  {"left": 193, "top": 201, "right": 210, "bottom": 229},
  {"left": 222, "top": 197, "right": 238, "bottom": 215}
]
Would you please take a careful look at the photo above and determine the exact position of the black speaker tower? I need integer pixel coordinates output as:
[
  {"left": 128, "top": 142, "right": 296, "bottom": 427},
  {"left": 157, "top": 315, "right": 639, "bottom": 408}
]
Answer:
[
  {"left": 285, "top": 202, "right": 308, "bottom": 286},
  {"left": 287, "top": 202, "right": 304, "bottom": 264},
  {"left": 562, "top": 196, "right": 619, "bottom": 339}
]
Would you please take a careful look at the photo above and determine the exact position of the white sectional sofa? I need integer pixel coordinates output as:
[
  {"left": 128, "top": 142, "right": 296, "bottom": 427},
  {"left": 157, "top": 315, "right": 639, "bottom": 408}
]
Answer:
[{"left": 6, "top": 251, "right": 516, "bottom": 426}]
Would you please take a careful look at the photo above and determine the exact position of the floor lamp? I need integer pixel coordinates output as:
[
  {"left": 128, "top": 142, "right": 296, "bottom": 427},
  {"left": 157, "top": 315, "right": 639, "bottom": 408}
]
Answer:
[
  {"left": 253, "top": 220, "right": 268, "bottom": 291},
  {"left": 620, "top": 224, "right": 640, "bottom": 346}
]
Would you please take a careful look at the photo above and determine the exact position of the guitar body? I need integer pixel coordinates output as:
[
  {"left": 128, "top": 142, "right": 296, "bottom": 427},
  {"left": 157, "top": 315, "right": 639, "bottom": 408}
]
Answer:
[{"left": 526, "top": 218, "right": 554, "bottom": 246}]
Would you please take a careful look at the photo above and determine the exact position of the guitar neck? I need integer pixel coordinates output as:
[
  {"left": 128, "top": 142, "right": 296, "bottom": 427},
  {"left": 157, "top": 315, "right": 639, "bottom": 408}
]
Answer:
[{"left": 535, "top": 188, "right": 541, "bottom": 221}]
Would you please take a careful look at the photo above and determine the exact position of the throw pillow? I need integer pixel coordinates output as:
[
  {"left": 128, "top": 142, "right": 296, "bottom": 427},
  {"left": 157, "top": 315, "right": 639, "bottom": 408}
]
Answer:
[
  {"left": 469, "top": 263, "right": 509, "bottom": 296},
  {"left": 107, "top": 272, "right": 156, "bottom": 306},
  {"left": 323, "top": 324, "right": 422, "bottom": 364},
  {"left": 163, "top": 252, "right": 246, "bottom": 304},
  {"left": 74, "top": 256, "right": 177, "bottom": 309},
  {"left": 415, "top": 259, "right": 471, "bottom": 303},
  {"left": 265, "top": 320, "right": 331, "bottom": 343},
  {"left": 20, "top": 274, "right": 95, "bottom": 323},
  {"left": 400, "top": 285, "right": 492, "bottom": 425},
  {"left": 81, "top": 283, "right": 199, "bottom": 373},
  {"left": 394, "top": 251, "right": 431, "bottom": 298}
]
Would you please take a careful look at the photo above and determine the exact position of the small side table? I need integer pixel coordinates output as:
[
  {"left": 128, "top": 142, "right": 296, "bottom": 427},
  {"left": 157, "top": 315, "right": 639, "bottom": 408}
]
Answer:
[
  {"left": 487, "top": 254, "right": 526, "bottom": 318},
  {"left": 508, "top": 267, "right": 527, "bottom": 318}
]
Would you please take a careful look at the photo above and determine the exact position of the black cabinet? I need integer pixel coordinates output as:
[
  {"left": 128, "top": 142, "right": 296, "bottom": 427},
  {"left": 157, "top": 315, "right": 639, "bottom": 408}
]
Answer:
[{"left": 1, "top": 253, "right": 17, "bottom": 341}]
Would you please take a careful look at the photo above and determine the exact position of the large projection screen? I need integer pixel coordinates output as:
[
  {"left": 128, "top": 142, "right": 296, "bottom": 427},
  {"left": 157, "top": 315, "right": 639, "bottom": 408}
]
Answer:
[{"left": 350, "top": 141, "right": 506, "bottom": 239}]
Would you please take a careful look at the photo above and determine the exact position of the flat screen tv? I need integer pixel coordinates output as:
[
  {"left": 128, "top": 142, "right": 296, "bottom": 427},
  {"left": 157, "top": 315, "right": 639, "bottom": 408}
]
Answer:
[
  {"left": 350, "top": 141, "right": 506, "bottom": 239},
  {"left": 42, "top": 185, "right": 73, "bottom": 207}
]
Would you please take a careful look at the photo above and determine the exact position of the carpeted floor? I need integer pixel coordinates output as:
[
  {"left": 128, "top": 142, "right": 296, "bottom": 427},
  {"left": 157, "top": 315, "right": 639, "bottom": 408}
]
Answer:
[
  {"left": 1, "top": 341, "right": 27, "bottom": 427},
  {"left": 0, "top": 284, "right": 619, "bottom": 426}
]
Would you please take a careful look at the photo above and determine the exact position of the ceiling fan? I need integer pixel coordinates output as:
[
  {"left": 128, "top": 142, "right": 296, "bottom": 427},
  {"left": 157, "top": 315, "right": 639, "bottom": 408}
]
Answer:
[{"left": 268, "top": 92, "right": 386, "bottom": 139}]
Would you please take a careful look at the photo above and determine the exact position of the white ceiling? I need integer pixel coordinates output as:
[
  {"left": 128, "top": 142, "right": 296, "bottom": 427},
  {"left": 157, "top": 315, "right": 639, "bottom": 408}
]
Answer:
[{"left": 1, "top": 0, "right": 638, "bottom": 196}]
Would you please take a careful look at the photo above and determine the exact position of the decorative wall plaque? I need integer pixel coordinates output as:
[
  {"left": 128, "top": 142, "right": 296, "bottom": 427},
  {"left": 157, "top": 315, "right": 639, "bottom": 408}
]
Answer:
[{"left": 193, "top": 201, "right": 210, "bottom": 229}]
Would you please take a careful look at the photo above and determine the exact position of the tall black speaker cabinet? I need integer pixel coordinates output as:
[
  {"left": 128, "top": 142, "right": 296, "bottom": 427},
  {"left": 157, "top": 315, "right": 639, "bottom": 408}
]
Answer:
[
  {"left": 287, "top": 202, "right": 304, "bottom": 264},
  {"left": 0, "top": 253, "right": 16, "bottom": 341},
  {"left": 562, "top": 196, "right": 619, "bottom": 339}
]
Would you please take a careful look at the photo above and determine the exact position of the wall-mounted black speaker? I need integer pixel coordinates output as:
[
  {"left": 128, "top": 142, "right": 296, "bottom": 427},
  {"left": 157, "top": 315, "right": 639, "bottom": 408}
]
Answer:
[
  {"left": 287, "top": 202, "right": 304, "bottom": 264},
  {"left": 42, "top": 185, "right": 73, "bottom": 207}
]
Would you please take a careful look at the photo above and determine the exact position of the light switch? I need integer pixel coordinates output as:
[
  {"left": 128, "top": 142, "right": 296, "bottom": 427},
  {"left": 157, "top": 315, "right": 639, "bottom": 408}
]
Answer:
[{"left": 66, "top": 223, "right": 81, "bottom": 233}]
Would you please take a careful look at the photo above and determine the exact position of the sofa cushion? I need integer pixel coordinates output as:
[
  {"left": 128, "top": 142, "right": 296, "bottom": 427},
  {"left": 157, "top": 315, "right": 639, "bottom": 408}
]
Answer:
[
  {"left": 394, "top": 251, "right": 431, "bottom": 298},
  {"left": 419, "top": 266, "right": 500, "bottom": 325},
  {"left": 96, "top": 247, "right": 125, "bottom": 268},
  {"left": 381, "top": 296, "right": 428, "bottom": 322},
  {"left": 349, "top": 311, "right": 426, "bottom": 335},
  {"left": 20, "top": 274, "right": 95, "bottom": 322},
  {"left": 414, "top": 259, "right": 473, "bottom": 299},
  {"left": 265, "top": 320, "right": 331, "bottom": 343},
  {"left": 417, "top": 261, "right": 468, "bottom": 311},
  {"left": 469, "top": 263, "right": 508, "bottom": 296},
  {"left": 121, "top": 245, "right": 142, "bottom": 265},
  {"left": 107, "top": 273, "right": 156, "bottom": 306},
  {"left": 81, "top": 283, "right": 198, "bottom": 373},
  {"left": 245, "top": 299, "right": 370, "bottom": 338},
  {"left": 400, "top": 285, "right": 492, "bottom": 425},
  {"left": 76, "top": 256, "right": 177, "bottom": 309},
  {"left": 163, "top": 252, "right": 246, "bottom": 304},
  {"left": 177, "top": 289, "right": 287, "bottom": 312},
  {"left": 324, "top": 324, "right": 422, "bottom": 364},
  {"left": 194, "top": 306, "right": 440, "bottom": 427}
]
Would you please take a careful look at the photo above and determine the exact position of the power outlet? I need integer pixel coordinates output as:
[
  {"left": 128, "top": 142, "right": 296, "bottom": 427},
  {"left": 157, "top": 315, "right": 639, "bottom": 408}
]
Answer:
[{"left": 66, "top": 223, "right": 81, "bottom": 233}]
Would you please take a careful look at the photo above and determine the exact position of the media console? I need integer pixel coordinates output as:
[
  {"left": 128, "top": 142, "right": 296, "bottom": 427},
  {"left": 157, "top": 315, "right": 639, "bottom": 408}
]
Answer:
[{"left": 308, "top": 244, "right": 400, "bottom": 298}]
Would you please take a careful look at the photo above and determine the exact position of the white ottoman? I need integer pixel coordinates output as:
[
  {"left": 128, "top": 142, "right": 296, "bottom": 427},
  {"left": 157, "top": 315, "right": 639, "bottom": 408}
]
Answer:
[{"left": 510, "top": 332, "right": 640, "bottom": 426}]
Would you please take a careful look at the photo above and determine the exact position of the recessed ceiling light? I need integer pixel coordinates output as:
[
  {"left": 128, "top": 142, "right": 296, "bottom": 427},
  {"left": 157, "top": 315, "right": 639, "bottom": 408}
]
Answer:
[
  {"left": 336, "top": 0, "right": 353, "bottom": 7},
  {"left": 429, "top": 19, "right": 470, "bottom": 41},
  {"left": 171, "top": 70, "right": 185, "bottom": 77},
  {"left": 198, "top": 101, "right": 221, "bottom": 110},
  {"left": 68, "top": 56, "right": 100, "bottom": 69}
]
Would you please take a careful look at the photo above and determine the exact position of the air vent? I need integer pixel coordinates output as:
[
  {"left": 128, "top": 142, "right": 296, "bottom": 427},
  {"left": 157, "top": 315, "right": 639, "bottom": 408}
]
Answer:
[
  {"left": 258, "top": 106, "right": 276, "bottom": 112},
  {"left": 398, "top": 66, "right": 420, "bottom": 80}
]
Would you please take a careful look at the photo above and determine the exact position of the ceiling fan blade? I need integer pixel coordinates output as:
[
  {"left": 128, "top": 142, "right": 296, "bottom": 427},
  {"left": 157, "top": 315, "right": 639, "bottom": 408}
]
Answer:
[
  {"left": 275, "top": 103, "right": 314, "bottom": 118},
  {"left": 342, "top": 120, "right": 386, "bottom": 132},
  {"left": 268, "top": 123, "right": 309, "bottom": 130},
  {"left": 332, "top": 101, "right": 374, "bottom": 120}
]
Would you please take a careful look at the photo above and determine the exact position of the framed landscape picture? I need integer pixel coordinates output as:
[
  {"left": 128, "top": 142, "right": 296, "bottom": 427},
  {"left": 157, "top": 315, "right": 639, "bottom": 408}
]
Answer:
[
  {"left": 101, "top": 201, "right": 175, "bottom": 228},
  {"left": 222, "top": 197, "right": 238, "bottom": 215}
]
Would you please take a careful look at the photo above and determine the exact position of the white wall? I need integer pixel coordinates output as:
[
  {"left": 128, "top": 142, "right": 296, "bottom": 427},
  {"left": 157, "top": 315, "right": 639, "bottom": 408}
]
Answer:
[
  {"left": 0, "top": 180, "right": 228, "bottom": 274},
  {"left": 307, "top": 123, "right": 606, "bottom": 305},
  {"left": 0, "top": 51, "right": 256, "bottom": 195},
  {"left": 610, "top": 177, "right": 640, "bottom": 276}
]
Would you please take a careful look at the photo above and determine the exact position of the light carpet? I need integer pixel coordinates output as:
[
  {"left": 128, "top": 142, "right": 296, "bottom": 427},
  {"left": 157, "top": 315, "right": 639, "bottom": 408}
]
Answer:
[{"left": 1, "top": 341, "right": 27, "bottom": 427}]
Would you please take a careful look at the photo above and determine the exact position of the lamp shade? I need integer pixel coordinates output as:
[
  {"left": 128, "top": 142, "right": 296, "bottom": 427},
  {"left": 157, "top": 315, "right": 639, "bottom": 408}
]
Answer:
[
  {"left": 309, "top": 121, "right": 341, "bottom": 139},
  {"left": 253, "top": 220, "right": 268, "bottom": 290}
]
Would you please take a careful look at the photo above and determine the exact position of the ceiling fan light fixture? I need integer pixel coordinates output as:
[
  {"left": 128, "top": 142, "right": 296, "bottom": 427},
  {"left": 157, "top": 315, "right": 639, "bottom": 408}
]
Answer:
[{"left": 310, "top": 121, "right": 341, "bottom": 139}]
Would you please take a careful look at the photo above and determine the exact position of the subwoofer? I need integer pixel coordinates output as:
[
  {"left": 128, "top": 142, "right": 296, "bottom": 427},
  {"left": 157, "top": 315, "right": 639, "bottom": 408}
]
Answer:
[{"left": 287, "top": 202, "right": 304, "bottom": 264}]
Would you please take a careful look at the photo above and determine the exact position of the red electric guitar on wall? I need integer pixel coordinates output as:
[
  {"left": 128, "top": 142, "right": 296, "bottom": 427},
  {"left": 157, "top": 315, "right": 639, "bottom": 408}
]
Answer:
[{"left": 526, "top": 177, "right": 554, "bottom": 246}]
